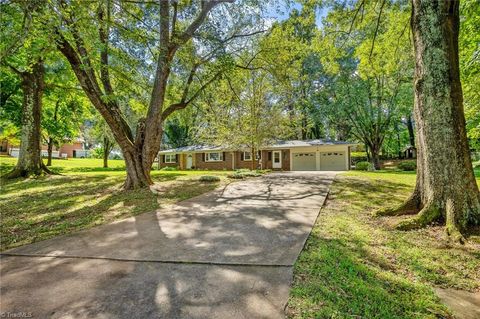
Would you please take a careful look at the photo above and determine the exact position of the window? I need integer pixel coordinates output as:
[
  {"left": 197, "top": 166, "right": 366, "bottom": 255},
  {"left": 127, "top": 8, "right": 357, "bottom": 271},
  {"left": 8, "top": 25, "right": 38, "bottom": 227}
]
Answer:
[
  {"left": 206, "top": 152, "right": 223, "bottom": 162},
  {"left": 243, "top": 151, "right": 261, "bottom": 161},
  {"left": 165, "top": 154, "right": 176, "bottom": 163}
]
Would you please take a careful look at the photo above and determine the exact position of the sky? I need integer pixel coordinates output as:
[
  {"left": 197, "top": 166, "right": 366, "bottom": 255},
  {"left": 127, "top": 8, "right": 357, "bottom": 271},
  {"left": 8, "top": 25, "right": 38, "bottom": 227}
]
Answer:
[{"left": 263, "top": 0, "right": 330, "bottom": 27}]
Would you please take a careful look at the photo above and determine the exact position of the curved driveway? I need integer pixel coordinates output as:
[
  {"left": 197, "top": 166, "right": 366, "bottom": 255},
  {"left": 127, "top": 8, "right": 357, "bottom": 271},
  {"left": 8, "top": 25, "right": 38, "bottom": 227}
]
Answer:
[{"left": 1, "top": 172, "right": 336, "bottom": 318}]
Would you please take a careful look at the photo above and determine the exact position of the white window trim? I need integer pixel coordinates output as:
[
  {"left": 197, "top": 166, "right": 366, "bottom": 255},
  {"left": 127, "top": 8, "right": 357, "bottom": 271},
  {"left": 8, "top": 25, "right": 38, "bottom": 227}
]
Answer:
[
  {"left": 243, "top": 151, "right": 252, "bottom": 161},
  {"left": 206, "top": 152, "right": 223, "bottom": 162},
  {"left": 164, "top": 154, "right": 176, "bottom": 163}
]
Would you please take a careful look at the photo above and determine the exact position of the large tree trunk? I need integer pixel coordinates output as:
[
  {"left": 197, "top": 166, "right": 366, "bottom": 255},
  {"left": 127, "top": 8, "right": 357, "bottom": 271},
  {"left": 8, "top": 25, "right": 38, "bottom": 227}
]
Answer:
[
  {"left": 123, "top": 149, "right": 153, "bottom": 189},
  {"left": 378, "top": 0, "right": 480, "bottom": 241},
  {"left": 5, "top": 60, "right": 51, "bottom": 178}
]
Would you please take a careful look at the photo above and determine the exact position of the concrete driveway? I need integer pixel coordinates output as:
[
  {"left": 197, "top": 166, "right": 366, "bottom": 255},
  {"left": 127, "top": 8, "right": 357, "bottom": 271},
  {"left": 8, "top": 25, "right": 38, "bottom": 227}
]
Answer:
[{"left": 1, "top": 172, "right": 336, "bottom": 319}]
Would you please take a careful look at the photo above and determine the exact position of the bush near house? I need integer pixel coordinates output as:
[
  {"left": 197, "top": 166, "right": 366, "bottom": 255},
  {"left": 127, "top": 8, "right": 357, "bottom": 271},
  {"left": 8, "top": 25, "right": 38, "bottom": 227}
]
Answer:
[
  {"left": 355, "top": 161, "right": 374, "bottom": 171},
  {"left": 199, "top": 175, "right": 221, "bottom": 182},
  {"left": 160, "top": 166, "right": 177, "bottom": 171},
  {"left": 397, "top": 160, "right": 417, "bottom": 171},
  {"left": 228, "top": 169, "right": 267, "bottom": 179}
]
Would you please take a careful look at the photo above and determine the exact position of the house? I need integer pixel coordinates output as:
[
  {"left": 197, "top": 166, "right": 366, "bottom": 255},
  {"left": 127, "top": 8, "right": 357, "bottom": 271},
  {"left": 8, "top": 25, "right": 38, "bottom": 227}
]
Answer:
[
  {"left": 158, "top": 140, "right": 356, "bottom": 171},
  {"left": 403, "top": 145, "right": 417, "bottom": 159},
  {"left": 7, "top": 138, "right": 88, "bottom": 159}
]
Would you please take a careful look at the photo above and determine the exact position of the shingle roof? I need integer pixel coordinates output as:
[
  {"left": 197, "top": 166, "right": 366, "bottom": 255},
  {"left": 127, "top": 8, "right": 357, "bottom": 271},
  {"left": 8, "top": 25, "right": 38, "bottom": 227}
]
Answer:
[
  {"left": 159, "top": 139, "right": 356, "bottom": 154},
  {"left": 268, "top": 139, "right": 354, "bottom": 148}
]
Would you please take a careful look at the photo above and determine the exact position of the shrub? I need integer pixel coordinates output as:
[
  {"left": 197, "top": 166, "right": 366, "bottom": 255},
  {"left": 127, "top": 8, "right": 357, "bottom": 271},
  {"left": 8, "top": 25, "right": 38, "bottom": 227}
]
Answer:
[
  {"left": 355, "top": 161, "right": 374, "bottom": 171},
  {"left": 228, "top": 173, "right": 245, "bottom": 179},
  {"left": 199, "top": 175, "right": 220, "bottom": 182},
  {"left": 228, "top": 169, "right": 268, "bottom": 179},
  {"left": 160, "top": 166, "right": 177, "bottom": 171},
  {"left": 398, "top": 160, "right": 417, "bottom": 171}
]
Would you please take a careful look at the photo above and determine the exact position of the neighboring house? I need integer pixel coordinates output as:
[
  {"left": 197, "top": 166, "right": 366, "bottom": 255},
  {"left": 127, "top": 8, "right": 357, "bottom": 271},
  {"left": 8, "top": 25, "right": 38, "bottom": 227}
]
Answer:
[
  {"left": 8, "top": 138, "right": 89, "bottom": 159},
  {"left": 158, "top": 140, "right": 356, "bottom": 171},
  {"left": 0, "top": 139, "right": 10, "bottom": 153},
  {"left": 403, "top": 145, "right": 417, "bottom": 159}
]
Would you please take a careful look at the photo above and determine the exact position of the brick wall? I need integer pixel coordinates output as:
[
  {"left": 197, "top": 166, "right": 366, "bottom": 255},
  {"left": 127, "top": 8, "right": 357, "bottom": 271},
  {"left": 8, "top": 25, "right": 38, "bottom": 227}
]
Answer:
[
  {"left": 158, "top": 154, "right": 180, "bottom": 169},
  {"left": 233, "top": 151, "right": 262, "bottom": 170},
  {"left": 194, "top": 152, "right": 233, "bottom": 170},
  {"left": 59, "top": 142, "right": 84, "bottom": 158},
  {"left": 260, "top": 149, "right": 290, "bottom": 170},
  {"left": 158, "top": 149, "right": 291, "bottom": 171},
  {"left": 282, "top": 149, "right": 290, "bottom": 170}
]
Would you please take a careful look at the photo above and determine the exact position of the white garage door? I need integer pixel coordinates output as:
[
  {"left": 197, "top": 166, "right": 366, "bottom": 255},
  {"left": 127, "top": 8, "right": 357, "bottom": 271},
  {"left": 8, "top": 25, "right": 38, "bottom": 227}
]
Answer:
[
  {"left": 320, "top": 152, "right": 346, "bottom": 171},
  {"left": 292, "top": 152, "right": 317, "bottom": 171}
]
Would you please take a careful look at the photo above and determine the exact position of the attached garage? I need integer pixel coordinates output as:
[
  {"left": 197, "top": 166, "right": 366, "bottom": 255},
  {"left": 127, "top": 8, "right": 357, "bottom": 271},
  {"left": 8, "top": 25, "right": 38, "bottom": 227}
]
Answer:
[
  {"left": 320, "top": 152, "right": 346, "bottom": 171},
  {"left": 292, "top": 152, "right": 317, "bottom": 171}
]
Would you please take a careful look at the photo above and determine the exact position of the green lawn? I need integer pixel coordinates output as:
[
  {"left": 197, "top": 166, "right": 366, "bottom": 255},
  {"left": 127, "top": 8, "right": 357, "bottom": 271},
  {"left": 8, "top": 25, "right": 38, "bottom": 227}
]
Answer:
[
  {"left": 288, "top": 170, "right": 480, "bottom": 319},
  {"left": 0, "top": 157, "right": 231, "bottom": 251}
]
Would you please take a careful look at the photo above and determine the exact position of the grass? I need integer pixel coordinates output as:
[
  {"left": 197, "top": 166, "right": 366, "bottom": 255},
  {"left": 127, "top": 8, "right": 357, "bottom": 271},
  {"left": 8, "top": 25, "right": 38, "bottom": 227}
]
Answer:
[
  {"left": 288, "top": 170, "right": 480, "bottom": 319},
  {"left": 0, "top": 156, "right": 231, "bottom": 251}
]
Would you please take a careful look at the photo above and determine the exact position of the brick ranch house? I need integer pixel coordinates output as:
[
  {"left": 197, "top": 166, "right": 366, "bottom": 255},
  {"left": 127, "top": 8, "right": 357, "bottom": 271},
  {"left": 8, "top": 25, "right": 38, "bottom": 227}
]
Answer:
[
  {"left": 158, "top": 140, "right": 356, "bottom": 171},
  {"left": 5, "top": 138, "right": 88, "bottom": 159}
]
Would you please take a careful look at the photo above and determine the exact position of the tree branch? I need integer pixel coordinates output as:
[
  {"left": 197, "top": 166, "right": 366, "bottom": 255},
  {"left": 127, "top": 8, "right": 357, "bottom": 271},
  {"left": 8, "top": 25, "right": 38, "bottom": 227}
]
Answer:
[
  {"left": 173, "top": 0, "right": 234, "bottom": 49},
  {"left": 98, "top": 1, "right": 114, "bottom": 96},
  {"left": 369, "top": 0, "right": 386, "bottom": 59},
  {"left": 162, "top": 70, "right": 222, "bottom": 119}
]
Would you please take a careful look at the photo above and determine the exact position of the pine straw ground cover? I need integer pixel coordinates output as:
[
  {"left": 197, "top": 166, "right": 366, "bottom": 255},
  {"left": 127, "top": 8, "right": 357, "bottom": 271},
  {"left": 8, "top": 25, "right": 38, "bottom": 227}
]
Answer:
[
  {"left": 0, "top": 157, "right": 230, "bottom": 251},
  {"left": 288, "top": 170, "right": 480, "bottom": 319}
]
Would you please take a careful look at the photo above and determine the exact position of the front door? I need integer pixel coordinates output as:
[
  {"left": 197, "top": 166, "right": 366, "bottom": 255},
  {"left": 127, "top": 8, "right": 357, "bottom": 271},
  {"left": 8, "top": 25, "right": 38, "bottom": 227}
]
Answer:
[
  {"left": 186, "top": 154, "right": 193, "bottom": 169},
  {"left": 272, "top": 151, "right": 282, "bottom": 169}
]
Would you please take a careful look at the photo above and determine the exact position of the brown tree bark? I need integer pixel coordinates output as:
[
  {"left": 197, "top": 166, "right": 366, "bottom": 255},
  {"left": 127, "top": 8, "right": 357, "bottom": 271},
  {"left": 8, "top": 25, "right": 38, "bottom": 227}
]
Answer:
[
  {"left": 55, "top": 1, "right": 227, "bottom": 189},
  {"left": 4, "top": 60, "right": 51, "bottom": 178},
  {"left": 46, "top": 138, "right": 53, "bottom": 166},
  {"left": 46, "top": 100, "right": 59, "bottom": 167},
  {"left": 378, "top": 0, "right": 480, "bottom": 241},
  {"left": 102, "top": 135, "right": 114, "bottom": 168},
  {"left": 103, "top": 136, "right": 109, "bottom": 168},
  {"left": 406, "top": 114, "right": 415, "bottom": 147}
]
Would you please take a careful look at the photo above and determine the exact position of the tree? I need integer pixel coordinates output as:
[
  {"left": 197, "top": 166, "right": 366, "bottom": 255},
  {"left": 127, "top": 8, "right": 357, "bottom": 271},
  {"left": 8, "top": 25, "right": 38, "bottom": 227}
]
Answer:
[
  {"left": 200, "top": 68, "right": 286, "bottom": 170},
  {"left": 51, "top": 0, "right": 263, "bottom": 189},
  {"left": 86, "top": 118, "right": 116, "bottom": 168},
  {"left": 42, "top": 97, "right": 85, "bottom": 166},
  {"left": 42, "top": 59, "right": 88, "bottom": 166},
  {"left": 1, "top": 1, "right": 53, "bottom": 177},
  {"left": 379, "top": 0, "right": 480, "bottom": 241},
  {"left": 459, "top": 0, "right": 480, "bottom": 151},
  {"left": 317, "top": 0, "right": 413, "bottom": 169}
]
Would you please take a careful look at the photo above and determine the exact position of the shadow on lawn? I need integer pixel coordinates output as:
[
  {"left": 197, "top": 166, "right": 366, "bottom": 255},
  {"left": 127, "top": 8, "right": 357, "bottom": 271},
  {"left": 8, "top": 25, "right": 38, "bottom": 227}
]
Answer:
[
  {"left": 287, "top": 173, "right": 480, "bottom": 318},
  {"left": 289, "top": 235, "right": 452, "bottom": 319},
  {"left": 0, "top": 171, "right": 195, "bottom": 250}
]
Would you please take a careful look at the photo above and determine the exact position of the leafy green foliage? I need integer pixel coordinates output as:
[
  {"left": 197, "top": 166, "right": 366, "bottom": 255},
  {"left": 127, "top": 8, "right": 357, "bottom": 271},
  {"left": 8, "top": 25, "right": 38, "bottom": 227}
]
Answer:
[
  {"left": 355, "top": 161, "right": 374, "bottom": 171},
  {"left": 199, "top": 175, "right": 220, "bottom": 182},
  {"left": 397, "top": 160, "right": 417, "bottom": 171},
  {"left": 460, "top": 0, "right": 480, "bottom": 151}
]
